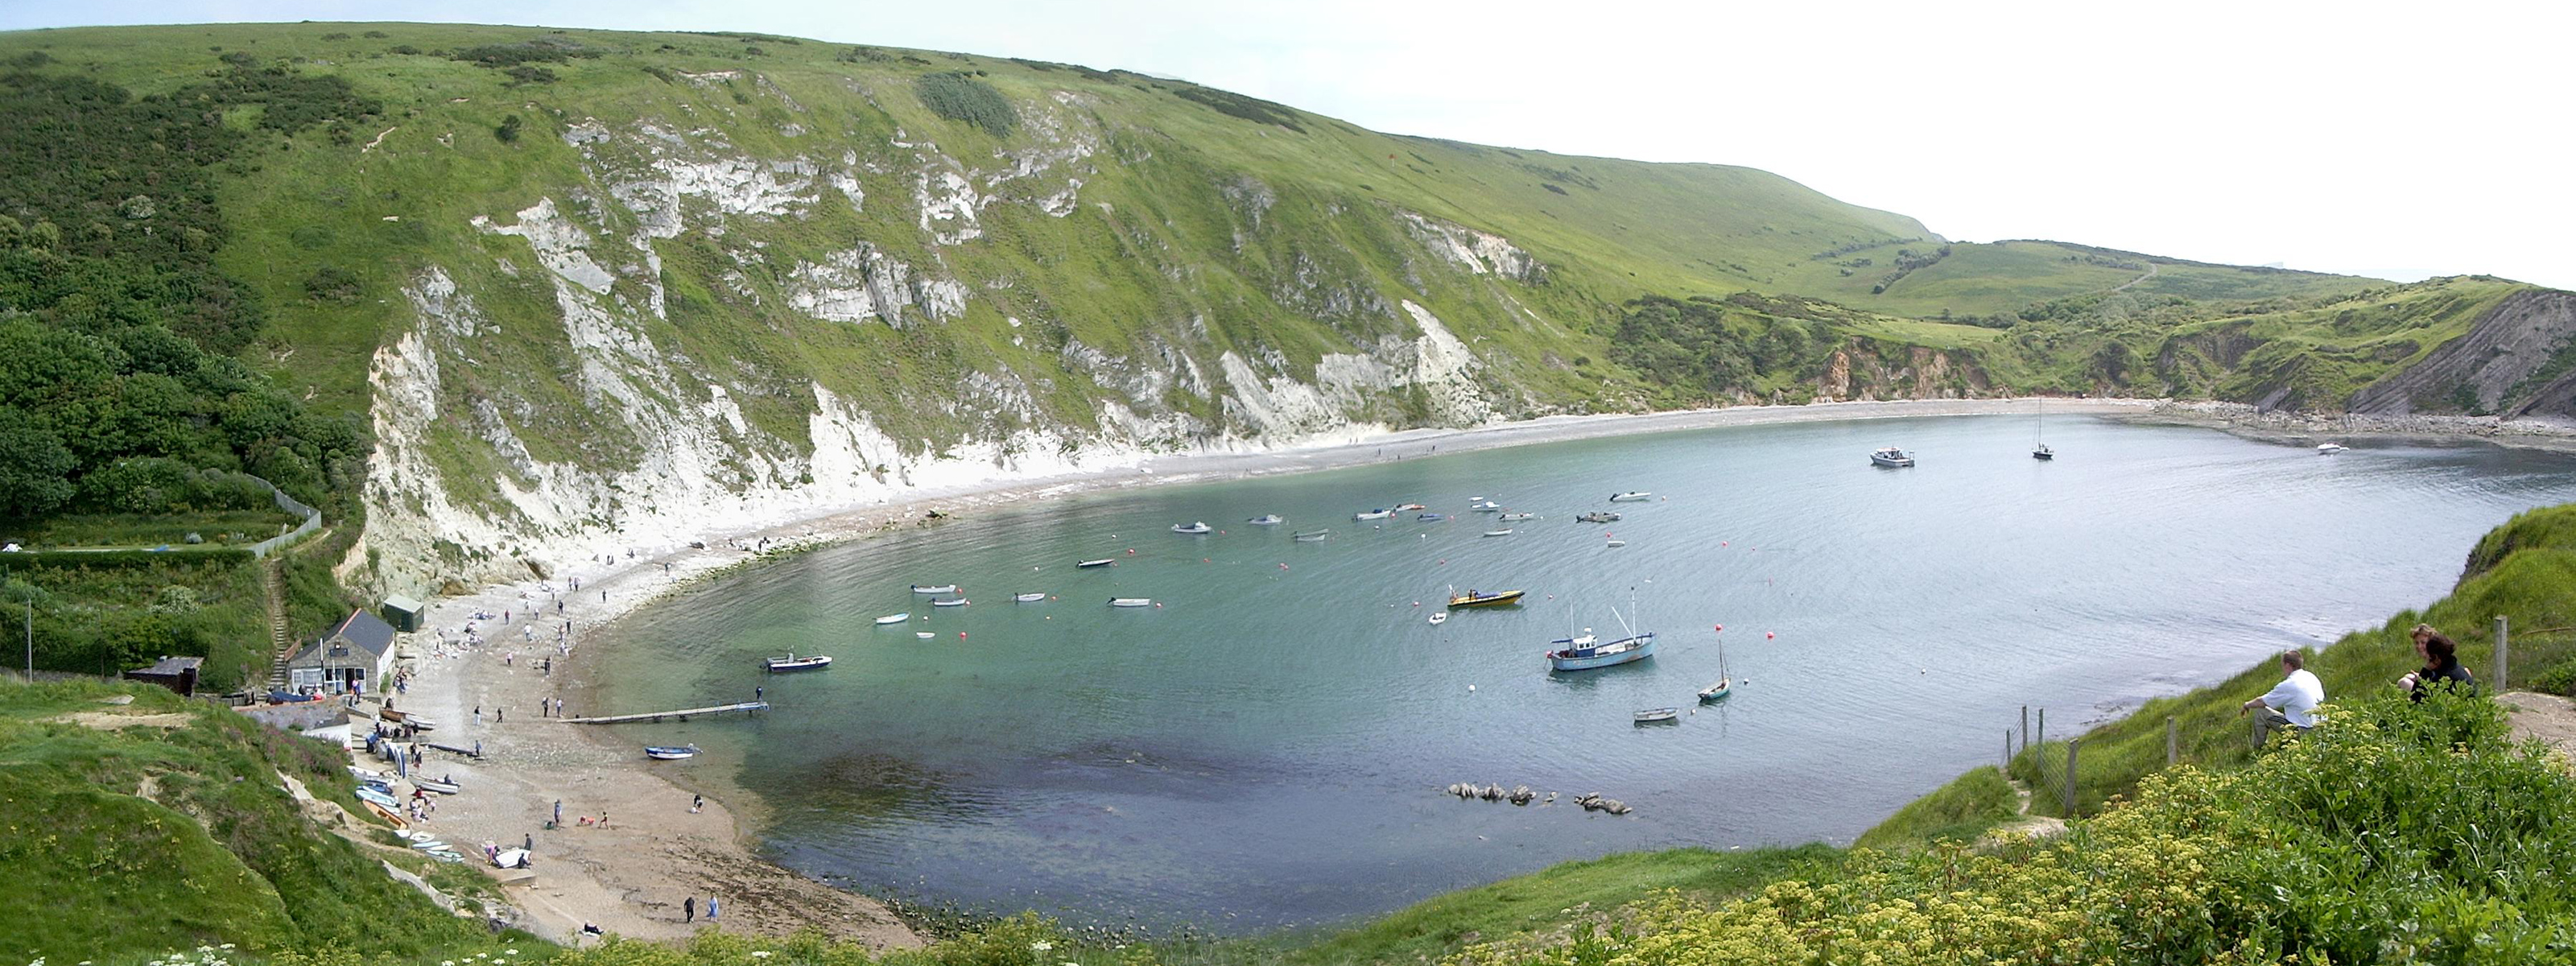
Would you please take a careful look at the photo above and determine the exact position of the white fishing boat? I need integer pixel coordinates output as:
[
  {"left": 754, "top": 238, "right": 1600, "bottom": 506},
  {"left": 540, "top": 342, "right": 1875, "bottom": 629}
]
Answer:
[
  {"left": 1546, "top": 598, "right": 1656, "bottom": 671},
  {"left": 1292, "top": 529, "right": 1331, "bottom": 542},
  {"left": 1609, "top": 491, "right": 1652, "bottom": 502},
  {"left": 931, "top": 597, "right": 970, "bottom": 607},
  {"left": 910, "top": 584, "right": 959, "bottom": 594},
  {"left": 873, "top": 613, "right": 910, "bottom": 625},
  {"left": 764, "top": 653, "right": 832, "bottom": 672},
  {"left": 1077, "top": 558, "right": 1114, "bottom": 568},
  {"left": 1172, "top": 521, "right": 1213, "bottom": 534},
  {"left": 1355, "top": 509, "right": 1393, "bottom": 521},
  {"left": 644, "top": 745, "right": 700, "bottom": 761},
  {"left": 1428, "top": 611, "right": 1448, "bottom": 625},
  {"left": 1013, "top": 592, "right": 1048, "bottom": 603},
  {"left": 1869, "top": 447, "right": 1913, "bottom": 468},
  {"left": 1633, "top": 707, "right": 1681, "bottom": 724},
  {"left": 1247, "top": 514, "right": 1284, "bottom": 526},
  {"left": 1469, "top": 500, "right": 1503, "bottom": 512},
  {"left": 916, "top": 631, "right": 936, "bottom": 639},
  {"left": 1108, "top": 597, "right": 1154, "bottom": 608},
  {"left": 2318, "top": 442, "right": 2347, "bottom": 454},
  {"left": 1497, "top": 512, "right": 1537, "bottom": 522},
  {"left": 1481, "top": 528, "right": 1513, "bottom": 537}
]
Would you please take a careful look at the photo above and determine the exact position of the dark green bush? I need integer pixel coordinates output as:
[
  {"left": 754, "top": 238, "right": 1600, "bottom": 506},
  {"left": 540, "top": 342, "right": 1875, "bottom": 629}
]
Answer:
[{"left": 914, "top": 71, "right": 1015, "bottom": 137}]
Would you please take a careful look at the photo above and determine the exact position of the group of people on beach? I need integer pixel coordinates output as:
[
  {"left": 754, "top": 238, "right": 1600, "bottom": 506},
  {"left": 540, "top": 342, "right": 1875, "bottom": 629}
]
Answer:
[{"left": 2240, "top": 623, "right": 2479, "bottom": 746}]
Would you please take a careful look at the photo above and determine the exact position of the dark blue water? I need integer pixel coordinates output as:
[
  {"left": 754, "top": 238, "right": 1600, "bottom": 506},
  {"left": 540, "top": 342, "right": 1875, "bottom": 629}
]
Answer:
[{"left": 591, "top": 415, "right": 2576, "bottom": 931}]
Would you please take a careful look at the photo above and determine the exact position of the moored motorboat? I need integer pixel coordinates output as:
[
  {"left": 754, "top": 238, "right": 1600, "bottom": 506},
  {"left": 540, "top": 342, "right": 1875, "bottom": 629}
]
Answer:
[
  {"left": 1447, "top": 587, "right": 1526, "bottom": 608},
  {"left": 1247, "top": 514, "right": 1284, "bottom": 526},
  {"left": 1497, "top": 512, "right": 1536, "bottom": 522},
  {"left": 1482, "top": 528, "right": 1513, "bottom": 537},
  {"left": 1576, "top": 510, "right": 1622, "bottom": 523},
  {"left": 645, "top": 745, "right": 700, "bottom": 761},
  {"left": 1869, "top": 447, "right": 1914, "bottom": 468},
  {"left": 765, "top": 653, "right": 832, "bottom": 672},
  {"left": 873, "top": 612, "right": 910, "bottom": 625},
  {"left": 1292, "top": 529, "right": 1331, "bottom": 542},
  {"left": 916, "top": 631, "right": 936, "bottom": 638},
  {"left": 1428, "top": 611, "right": 1448, "bottom": 625},
  {"left": 1013, "top": 592, "right": 1048, "bottom": 603},
  {"left": 1604, "top": 537, "right": 1627, "bottom": 547},
  {"left": 1609, "top": 491, "right": 1652, "bottom": 502},
  {"left": 910, "top": 584, "right": 959, "bottom": 594},
  {"left": 1355, "top": 509, "right": 1393, "bottom": 521},
  {"left": 1417, "top": 512, "right": 1447, "bottom": 522},
  {"left": 1077, "top": 558, "right": 1114, "bottom": 568},
  {"left": 1546, "top": 628, "right": 1655, "bottom": 671},
  {"left": 1469, "top": 500, "right": 1503, "bottom": 512},
  {"left": 1108, "top": 597, "right": 1154, "bottom": 608},
  {"left": 1172, "top": 521, "right": 1213, "bottom": 534},
  {"left": 2318, "top": 442, "right": 2347, "bottom": 454},
  {"left": 931, "top": 597, "right": 970, "bottom": 607},
  {"left": 1394, "top": 502, "right": 1427, "bottom": 512},
  {"left": 1633, "top": 707, "right": 1681, "bottom": 724}
]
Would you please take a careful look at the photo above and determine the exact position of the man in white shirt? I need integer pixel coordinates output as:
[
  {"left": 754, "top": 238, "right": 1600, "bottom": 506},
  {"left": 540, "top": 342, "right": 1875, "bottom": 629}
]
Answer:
[{"left": 2240, "top": 650, "right": 2325, "bottom": 749}]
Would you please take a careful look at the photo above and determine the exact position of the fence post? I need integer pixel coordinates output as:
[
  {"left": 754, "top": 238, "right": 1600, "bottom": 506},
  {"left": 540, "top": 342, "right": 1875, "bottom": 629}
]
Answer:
[
  {"left": 2064, "top": 738, "right": 2080, "bottom": 817},
  {"left": 2021, "top": 705, "right": 2029, "bottom": 751},
  {"left": 2037, "top": 708, "right": 2046, "bottom": 749},
  {"left": 2004, "top": 729, "right": 2013, "bottom": 770},
  {"left": 2495, "top": 615, "right": 2509, "bottom": 692},
  {"left": 2166, "top": 716, "right": 2178, "bottom": 766}
]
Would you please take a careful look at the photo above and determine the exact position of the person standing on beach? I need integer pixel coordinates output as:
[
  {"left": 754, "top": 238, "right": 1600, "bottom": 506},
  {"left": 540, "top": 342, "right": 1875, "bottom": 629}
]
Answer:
[
  {"left": 683, "top": 896, "right": 695, "bottom": 923},
  {"left": 554, "top": 799, "right": 562, "bottom": 826},
  {"left": 706, "top": 895, "right": 717, "bottom": 921},
  {"left": 691, "top": 793, "right": 703, "bottom": 813}
]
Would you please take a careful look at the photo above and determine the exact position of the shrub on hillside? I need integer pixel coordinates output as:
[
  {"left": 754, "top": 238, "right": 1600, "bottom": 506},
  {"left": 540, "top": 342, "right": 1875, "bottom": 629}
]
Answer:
[{"left": 914, "top": 72, "right": 1016, "bottom": 137}]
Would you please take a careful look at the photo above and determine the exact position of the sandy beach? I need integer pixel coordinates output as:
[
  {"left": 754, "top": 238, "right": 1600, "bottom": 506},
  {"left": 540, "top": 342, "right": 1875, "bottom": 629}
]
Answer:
[{"left": 368, "top": 394, "right": 2576, "bottom": 945}]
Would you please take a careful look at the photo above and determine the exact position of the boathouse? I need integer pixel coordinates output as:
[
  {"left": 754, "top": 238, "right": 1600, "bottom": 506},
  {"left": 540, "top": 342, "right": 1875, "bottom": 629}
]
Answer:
[
  {"left": 122, "top": 655, "right": 203, "bottom": 696},
  {"left": 283, "top": 608, "right": 398, "bottom": 696}
]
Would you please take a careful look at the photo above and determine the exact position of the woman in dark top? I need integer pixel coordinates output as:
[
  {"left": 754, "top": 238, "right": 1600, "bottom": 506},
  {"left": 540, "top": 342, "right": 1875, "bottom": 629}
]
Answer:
[{"left": 2400, "top": 623, "right": 2476, "bottom": 701}]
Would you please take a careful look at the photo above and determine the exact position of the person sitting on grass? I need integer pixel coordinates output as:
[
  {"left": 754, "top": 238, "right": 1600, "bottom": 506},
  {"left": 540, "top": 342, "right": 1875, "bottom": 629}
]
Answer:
[
  {"left": 2398, "top": 623, "right": 2478, "bottom": 701},
  {"left": 2240, "top": 649, "right": 2324, "bottom": 749}
]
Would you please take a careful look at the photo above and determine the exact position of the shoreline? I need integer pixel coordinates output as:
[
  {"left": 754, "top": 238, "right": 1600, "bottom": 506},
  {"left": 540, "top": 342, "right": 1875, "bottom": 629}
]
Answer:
[{"left": 390, "top": 395, "right": 2576, "bottom": 944}]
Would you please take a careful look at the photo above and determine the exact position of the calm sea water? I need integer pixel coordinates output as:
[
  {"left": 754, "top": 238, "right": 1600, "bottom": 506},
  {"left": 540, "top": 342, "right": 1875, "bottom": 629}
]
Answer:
[{"left": 588, "top": 415, "right": 2576, "bottom": 931}]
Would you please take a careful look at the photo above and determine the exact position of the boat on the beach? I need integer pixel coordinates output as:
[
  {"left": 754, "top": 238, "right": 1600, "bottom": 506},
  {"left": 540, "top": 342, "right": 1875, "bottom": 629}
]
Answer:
[
  {"left": 355, "top": 786, "right": 400, "bottom": 809},
  {"left": 1610, "top": 491, "right": 1652, "bottom": 502},
  {"left": 1417, "top": 512, "right": 1447, "bottom": 522},
  {"left": 1576, "top": 510, "right": 1622, "bottom": 524},
  {"left": 873, "top": 613, "right": 911, "bottom": 625},
  {"left": 1447, "top": 587, "right": 1526, "bottom": 609},
  {"left": 1428, "top": 611, "right": 1448, "bottom": 625},
  {"left": 1870, "top": 447, "right": 1914, "bottom": 468},
  {"left": 910, "top": 584, "right": 960, "bottom": 594},
  {"left": 491, "top": 848, "right": 531, "bottom": 869},
  {"left": 1292, "top": 529, "right": 1331, "bottom": 542},
  {"left": 1497, "top": 512, "right": 1536, "bottom": 522},
  {"left": 1469, "top": 500, "right": 1503, "bottom": 512},
  {"left": 1633, "top": 707, "right": 1681, "bottom": 724},
  {"left": 764, "top": 653, "right": 833, "bottom": 672},
  {"left": 1172, "top": 521, "right": 1213, "bottom": 535},
  {"left": 1109, "top": 597, "right": 1154, "bottom": 608},
  {"left": 413, "top": 777, "right": 461, "bottom": 795},
  {"left": 931, "top": 597, "right": 970, "bottom": 607},
  {"left": 1247, "top": 514, "right": 1284, "bottom": 526},
  {"left": 645, "top": 745, "right": 700, "bottom": 761},
  {"left": 2318, "top": 442, "right": 2347, "bottom": 454},
  {"left": 1547, "top": 602, "right": 1656, "bottom": 671},
  {"left": 1355, "top": 509, "right": 1393, "bottom": 521},
  {"left": 1482, "top": 528, "right": 1513, "bottom": 537},
  {"left": 1077, "top": 558, "right": 1114, "bottom": 568},
  {"left": 1013, "top": 592, "right": 1048, "bottom": 603}
]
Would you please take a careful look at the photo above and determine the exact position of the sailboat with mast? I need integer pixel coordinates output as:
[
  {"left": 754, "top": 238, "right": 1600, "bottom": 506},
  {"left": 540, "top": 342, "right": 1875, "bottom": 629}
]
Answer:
[
  {"left": 2032, "top": 394, "right": 2054, "bottom": 460},
  {"left": 1697, "top": 627, "right": 1732, "bottom": 701}
]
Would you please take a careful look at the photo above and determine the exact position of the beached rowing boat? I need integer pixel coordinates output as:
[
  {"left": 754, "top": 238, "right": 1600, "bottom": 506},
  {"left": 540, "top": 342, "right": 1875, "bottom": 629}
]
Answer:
[{"left": 645, "top": 745, "right": 700, "bottom": 761}]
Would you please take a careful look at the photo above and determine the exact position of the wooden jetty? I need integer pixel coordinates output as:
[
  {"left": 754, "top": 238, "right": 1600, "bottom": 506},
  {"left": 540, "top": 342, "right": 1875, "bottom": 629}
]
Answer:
[{"left": 562, "top": 701, "right": 769, "bottom": 725}]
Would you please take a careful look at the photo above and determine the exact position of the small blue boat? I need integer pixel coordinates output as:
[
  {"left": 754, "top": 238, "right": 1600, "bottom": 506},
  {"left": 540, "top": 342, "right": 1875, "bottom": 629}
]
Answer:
[
  {"left": 1417, "top": 512, "right": 1447, "bottom": 522},
  {"left": 1546, "top": 630, "right": 1656, "bottom": 671}
]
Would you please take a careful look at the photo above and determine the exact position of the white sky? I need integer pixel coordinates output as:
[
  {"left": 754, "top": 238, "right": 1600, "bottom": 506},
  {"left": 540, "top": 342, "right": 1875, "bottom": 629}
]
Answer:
[{"left": 8, "top": 0, "right": 2571, "bottom": 289}]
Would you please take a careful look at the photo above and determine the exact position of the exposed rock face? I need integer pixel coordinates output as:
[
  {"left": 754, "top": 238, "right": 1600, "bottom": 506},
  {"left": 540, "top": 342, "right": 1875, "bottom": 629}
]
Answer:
[{"left": 2348, "top": 290, "right": 2576, "bottom": 417}]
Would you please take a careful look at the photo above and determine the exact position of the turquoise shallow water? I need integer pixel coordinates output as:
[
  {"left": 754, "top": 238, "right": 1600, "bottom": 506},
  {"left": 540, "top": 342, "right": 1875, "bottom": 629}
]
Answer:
[{"left": 591, "top": 415, "right": 2576, "bottom": 930}]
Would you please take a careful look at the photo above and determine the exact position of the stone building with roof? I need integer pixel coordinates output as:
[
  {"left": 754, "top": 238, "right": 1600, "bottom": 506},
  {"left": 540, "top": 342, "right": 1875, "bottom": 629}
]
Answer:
[{"left": 283, "top": 608, "right": 399, "bottom": 696}]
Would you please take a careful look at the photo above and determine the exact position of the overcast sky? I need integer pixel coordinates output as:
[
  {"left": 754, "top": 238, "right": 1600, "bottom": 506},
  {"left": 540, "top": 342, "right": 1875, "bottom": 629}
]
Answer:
[{"left": 10, "top": 1, "right": 2570, "bottom": 289}]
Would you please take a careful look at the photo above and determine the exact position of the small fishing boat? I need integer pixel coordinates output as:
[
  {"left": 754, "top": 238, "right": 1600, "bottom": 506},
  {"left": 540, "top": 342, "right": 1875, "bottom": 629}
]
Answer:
[
  {"left": 873, "top": 613, "right": 911, "bottom": 625},
  {"left": 1394, "top": 502, "right": 1427, "bottom": 512},
  {"left": 1469, "top": 500, "right": 1503, "bottom": 512},
  {"left": 1633, "top": 708, "right": 1681, "bottom": 724},
  {"left": 916, "top": 631, "right": 936, "bottom": 639},
  {"left": 1547, "top": 601, "right": 1656, "bottom": 671},
  {"left": 1482, "top": 528, "right": 1513, "bottom": 537},
  {"left": 1417, "top": 512, "right": 1447, "bottom": 522},
  {"left": 1172, "top": 521, "right": 1213, "bottom": 535},
  {"left": 1447, "top": 587, "right": 1527, "bottom": 608},
  {"left": 1013, "top": 592, "right": 1048, "bottom": 603},
  {"left": 1292, "top": 529, "right": 1331, "bottom": 542},
  {"left": 1497, "top": 512, "right": 1536, "bottom": 522},
  {"left": 764, "top": 653, "right": 833, "bottom": 672},
  {"left": 1247, "top": 514, "right": 1284, "bottom": 526},
  {"left": 1355, "top": 509, "right": 1393, "bottom": 521},
  {"left": 645, "top": 745, "right": 700, "bottom": 761},
  {"left": 1576, "top": 510, "right": 1622, "bottom": 524},
  {"left": 2318, "top": 442, "right": 2347, "bottom": 454},
  {"left": 1077, "top": 559, "right": 1114, "bottom": 568},
  {"left": 931, "top": 597, "right": 970, "bottom": 607},
  {"left": 1609, "top": 491, "right": 1652, "bottom": 502},
  {"left": 413, "top": 777, "right": 461, "bottom": 795},
  {"left": 1428, "top": 611, "right": 1448, "bottom": 625},
  {"left": 1109, "top": 597, "right": 1154, "bottom": 608},
  {"left": 1869, "top": 447, "right": 1914, "bottom": 468},
  {"left": 910, "top": 584, "right": 959, "bottom": 594},
  {"left": 1605, "top": 538, "right": 1627, "bottom": 547}
]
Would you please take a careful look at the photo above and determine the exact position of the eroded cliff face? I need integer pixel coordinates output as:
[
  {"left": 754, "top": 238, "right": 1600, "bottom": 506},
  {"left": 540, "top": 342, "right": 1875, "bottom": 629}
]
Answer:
[
  {"left": 1817, "top": 343, "right": 1993, "bottom": 401},
  {"left": 355, "top": 79, "right": 1543, "bottom": 594},
  {"left": 2347, "top": 290, "right": 2576, "bottom": 418}
]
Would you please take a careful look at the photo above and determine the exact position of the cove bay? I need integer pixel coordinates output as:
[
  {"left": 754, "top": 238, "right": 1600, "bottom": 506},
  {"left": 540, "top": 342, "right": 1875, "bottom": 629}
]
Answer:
[{"left": 584, "top": 413, "right": 2576, "bottom": 930}]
